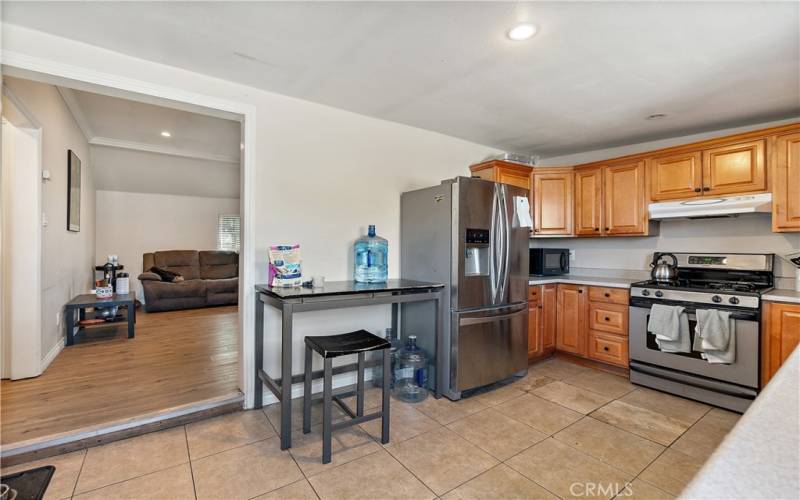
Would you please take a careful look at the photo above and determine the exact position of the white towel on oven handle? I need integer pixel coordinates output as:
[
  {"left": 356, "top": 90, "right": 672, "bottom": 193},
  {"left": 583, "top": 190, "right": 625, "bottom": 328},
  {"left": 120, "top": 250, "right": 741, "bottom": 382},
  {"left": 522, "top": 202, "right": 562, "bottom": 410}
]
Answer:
[
  {"left": 655, "top": 310, "right": 691, "bottom": 353},
  {"left": 693, "top": 309, "right": 736, "bottom": 364}
]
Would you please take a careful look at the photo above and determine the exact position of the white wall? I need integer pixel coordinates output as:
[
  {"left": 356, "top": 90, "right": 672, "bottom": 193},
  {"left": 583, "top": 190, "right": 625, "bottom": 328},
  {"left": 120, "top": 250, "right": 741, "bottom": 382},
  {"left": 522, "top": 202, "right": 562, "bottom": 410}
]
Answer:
[
  {"left": 3, "top": 76, "right": 96, "bottom": 363},
  {"left": 95, "top": 190, "right": 240, "bottom": 301},
  {"left": 534, "top": 120, "right": 800, "bottom": 285}
]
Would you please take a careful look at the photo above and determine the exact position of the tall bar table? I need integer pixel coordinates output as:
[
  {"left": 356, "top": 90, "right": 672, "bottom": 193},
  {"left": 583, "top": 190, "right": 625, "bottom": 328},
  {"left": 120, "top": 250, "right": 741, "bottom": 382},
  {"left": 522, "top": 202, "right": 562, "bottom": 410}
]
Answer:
[{"left": 253, "top": 279, "right": 444, "bottom": 450}]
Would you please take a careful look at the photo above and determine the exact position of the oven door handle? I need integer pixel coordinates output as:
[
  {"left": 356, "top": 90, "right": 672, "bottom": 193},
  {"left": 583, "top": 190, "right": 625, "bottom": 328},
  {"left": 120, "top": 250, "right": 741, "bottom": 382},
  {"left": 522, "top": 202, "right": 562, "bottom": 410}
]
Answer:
[{"left": 630, "top": 302, "right": 758, "bottom": 322}]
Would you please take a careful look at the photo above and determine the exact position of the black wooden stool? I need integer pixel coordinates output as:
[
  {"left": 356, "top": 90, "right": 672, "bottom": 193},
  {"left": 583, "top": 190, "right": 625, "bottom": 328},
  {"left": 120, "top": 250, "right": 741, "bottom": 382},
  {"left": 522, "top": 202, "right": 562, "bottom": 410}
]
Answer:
[{"left": 303, "top": 329, "right": 391, "bottom": 464}]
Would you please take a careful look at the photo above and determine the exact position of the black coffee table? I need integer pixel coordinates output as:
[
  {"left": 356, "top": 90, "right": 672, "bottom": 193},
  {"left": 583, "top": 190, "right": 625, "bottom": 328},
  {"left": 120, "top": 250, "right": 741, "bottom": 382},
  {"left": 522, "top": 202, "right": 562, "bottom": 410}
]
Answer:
[{"left": 64, "top": 293, "right": 136, "bottom": 346}]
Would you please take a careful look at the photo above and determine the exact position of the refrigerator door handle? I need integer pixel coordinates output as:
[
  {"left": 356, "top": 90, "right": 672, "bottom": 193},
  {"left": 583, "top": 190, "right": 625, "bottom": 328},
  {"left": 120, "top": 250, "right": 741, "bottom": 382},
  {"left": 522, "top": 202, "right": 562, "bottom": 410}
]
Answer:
[
  {"left": 459, "top": 306, "right": 527, "bottom": 326},
  {"left": 499, "top": 184, "right": 511, "bottom": 301},
  {"left": 489, "top": 185, "right": 499, "bottom": 302}
]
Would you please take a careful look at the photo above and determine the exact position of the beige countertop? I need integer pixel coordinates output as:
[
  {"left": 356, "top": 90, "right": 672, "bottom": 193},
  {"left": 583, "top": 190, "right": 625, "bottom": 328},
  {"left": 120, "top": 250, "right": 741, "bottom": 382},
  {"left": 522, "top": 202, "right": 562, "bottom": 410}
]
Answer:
[
  {"left": 528, "top": 275, "right": 637, "bottom": 288},
  {"left": 762, "top": 288, "right": 800, "bottom": 304}
]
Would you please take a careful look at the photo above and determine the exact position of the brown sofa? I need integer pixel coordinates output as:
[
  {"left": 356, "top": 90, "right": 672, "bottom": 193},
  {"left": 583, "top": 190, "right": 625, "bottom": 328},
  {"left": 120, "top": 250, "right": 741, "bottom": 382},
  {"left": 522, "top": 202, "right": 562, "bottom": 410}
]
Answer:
[{"left": 138, "top": 250, "right": 239, "bottom": 312}]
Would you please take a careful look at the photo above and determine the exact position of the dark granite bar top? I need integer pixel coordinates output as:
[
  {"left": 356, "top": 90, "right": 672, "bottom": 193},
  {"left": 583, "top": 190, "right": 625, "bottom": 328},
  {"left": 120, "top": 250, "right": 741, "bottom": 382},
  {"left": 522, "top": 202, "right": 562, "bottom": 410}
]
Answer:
[{"left": 255, "top": 279, "right": 444, "bottom": 300}]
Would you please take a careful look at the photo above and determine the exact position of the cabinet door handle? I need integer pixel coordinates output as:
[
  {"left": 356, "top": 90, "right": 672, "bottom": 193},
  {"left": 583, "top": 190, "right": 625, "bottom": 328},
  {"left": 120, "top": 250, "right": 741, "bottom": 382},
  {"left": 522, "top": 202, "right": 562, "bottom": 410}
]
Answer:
[
  {"left": 537, "top": 305, "right": 543, "bottom": 309},
  {"left": 703, "top": 187, "right": 711, "bottom": 192},
  {"left": 578, "top": 289, "right": 583, "bottom": 294},
  {"left": 594, "top": 227, "right": 600, "bottom": 231},
  {"left": 694, "top": 188, "right": 702, "bottom": 193},
  {"left": 604, "top": 227, "right": 610, "bottom": 231},
  {"left": 604, "top": 292, "right": 610, "bottom": 298},
  {"left": 605, "top": 316, "right": 610, "bottom": 321},
  {"left": 603, "top": 346, "right": 610, "bottom": 352}
]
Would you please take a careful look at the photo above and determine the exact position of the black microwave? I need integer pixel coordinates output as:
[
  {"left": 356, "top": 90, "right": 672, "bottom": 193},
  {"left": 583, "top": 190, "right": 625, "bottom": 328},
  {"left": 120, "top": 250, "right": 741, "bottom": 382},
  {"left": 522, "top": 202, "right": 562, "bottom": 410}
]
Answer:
[{"left": 530, "top": 248, "right": 569, "bottom": 276}]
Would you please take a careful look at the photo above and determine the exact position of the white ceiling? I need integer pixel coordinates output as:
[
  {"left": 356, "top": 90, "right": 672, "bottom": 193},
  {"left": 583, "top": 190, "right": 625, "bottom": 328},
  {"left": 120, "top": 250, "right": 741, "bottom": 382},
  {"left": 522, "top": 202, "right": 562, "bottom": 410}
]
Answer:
[
  {"left": 5, "top": 2, "right": 799, "bottom": 157},
  {"left": 54, "top": 86, "right": 241, "bottom": 198}
]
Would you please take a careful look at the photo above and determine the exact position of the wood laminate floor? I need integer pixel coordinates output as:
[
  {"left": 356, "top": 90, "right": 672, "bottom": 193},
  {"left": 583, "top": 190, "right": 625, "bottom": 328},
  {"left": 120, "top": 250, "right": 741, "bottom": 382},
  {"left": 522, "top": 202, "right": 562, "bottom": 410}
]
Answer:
[{"left": 0, "top": 305, "right": 240, "bottom": 446}]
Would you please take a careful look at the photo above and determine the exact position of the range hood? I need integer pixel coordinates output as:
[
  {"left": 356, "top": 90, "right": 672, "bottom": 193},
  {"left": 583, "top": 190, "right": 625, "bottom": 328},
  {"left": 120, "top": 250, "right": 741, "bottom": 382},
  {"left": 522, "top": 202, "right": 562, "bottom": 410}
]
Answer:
[{"left": 649, "top": 193, "right": 772, "bottom": 220}]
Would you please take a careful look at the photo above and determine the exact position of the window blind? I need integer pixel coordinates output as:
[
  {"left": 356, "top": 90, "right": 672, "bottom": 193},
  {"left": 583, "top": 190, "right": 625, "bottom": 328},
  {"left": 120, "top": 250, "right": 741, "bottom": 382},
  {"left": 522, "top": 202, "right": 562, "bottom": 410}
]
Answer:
[{"left": 217, "top": 214, "right": 241, "bottom": 252}]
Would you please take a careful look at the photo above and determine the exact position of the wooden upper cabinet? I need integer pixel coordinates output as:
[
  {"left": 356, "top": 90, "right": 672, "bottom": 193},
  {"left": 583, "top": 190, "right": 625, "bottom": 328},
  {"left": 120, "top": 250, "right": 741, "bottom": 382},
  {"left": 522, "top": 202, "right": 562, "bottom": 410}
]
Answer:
[
  {"left": 574, "top": 168, "right": 603, "bottom": 236},
  {"left": 649, "top": 151, "right": 703, "bottom": 201},
  {"left": 469, "top": 160, "right": 532, "bottom": 191},
  {"left": 533, "top": 170, "right": 573, "bottom": 236},
  {"left": 556, "top": 284, "right": 587, "bottom": 356},
  {"left": 702, "top": 139, "right": 766, "bottom": 196},
  {"left": 762, "top": 301, "right": 800, "bottom": 386},
  {"left": 604, "top": 161, "right": 647, "bottom": 235},
  {"left": 773, "top": 132, "right": 800, "bottom": 232}
]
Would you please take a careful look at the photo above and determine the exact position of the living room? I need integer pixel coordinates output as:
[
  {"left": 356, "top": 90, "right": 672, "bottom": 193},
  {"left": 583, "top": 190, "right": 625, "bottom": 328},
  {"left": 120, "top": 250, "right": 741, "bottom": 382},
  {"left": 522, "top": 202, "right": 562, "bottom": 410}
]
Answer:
[{"left": 0, "top": 75, "right": 245, "bottom": 454}]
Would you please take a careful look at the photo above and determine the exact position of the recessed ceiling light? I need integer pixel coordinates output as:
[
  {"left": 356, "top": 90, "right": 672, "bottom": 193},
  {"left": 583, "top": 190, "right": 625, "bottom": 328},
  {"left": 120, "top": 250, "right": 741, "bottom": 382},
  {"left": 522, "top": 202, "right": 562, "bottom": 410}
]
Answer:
[
  {"left": 646, "top": 114, "right": 668, "bottom": 120},
  {"left": 161, "top": 130, "right": 172, "bottom": 137},
  {"left": 507, "top": 23, "right": 537, "bottom": 41}
]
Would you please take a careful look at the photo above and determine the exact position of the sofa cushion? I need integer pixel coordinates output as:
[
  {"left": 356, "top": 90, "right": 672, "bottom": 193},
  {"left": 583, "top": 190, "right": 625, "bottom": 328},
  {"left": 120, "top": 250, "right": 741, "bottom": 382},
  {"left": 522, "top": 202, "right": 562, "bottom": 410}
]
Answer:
[
  {"left": 152, "top": 250, "right": 200, "bottom": 280},
  {"left": 199, "top": 251, "right": 238, "bottom": 279},
  {"left": 206, "top": 277, "right": 238, "bottom": 295},
  {"left": 146, "top": 279, "right": 206, "bottom": 299}
]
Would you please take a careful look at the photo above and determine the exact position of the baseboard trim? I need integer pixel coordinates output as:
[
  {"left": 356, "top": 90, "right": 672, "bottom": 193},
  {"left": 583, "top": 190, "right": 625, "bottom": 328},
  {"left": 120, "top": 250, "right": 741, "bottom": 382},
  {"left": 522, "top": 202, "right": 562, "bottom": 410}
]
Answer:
[
  {"left": 0, "top": 391, "right": 243, "bottom": 467},
  {"left": 40, "top": 339, "right": 63, "bottom": 373}
]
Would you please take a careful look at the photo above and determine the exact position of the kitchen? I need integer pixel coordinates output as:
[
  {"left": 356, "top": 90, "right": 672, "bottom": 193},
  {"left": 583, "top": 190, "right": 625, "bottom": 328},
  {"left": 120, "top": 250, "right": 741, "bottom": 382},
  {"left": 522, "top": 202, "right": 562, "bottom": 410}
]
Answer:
[{"left": 2, "top": 3, "right": 799, "bottom": 499}]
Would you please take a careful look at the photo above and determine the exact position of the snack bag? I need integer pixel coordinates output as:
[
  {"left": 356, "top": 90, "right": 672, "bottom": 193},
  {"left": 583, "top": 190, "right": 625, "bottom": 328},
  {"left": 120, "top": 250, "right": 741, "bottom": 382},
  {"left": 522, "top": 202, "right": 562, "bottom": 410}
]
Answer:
[{"left": 269, "top": 244, "right": 302, "bottom": 287}]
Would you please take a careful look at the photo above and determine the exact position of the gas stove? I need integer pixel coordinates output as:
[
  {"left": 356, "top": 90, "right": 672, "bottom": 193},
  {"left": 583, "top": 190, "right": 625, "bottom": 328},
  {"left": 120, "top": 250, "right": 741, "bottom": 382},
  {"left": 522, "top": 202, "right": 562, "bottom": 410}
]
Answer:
[
  {"left": 630, "top": 253, "right": 774, "bottom": 310},
  {"left": 628, "top": 252, "right": 774, "bottom": 412}
]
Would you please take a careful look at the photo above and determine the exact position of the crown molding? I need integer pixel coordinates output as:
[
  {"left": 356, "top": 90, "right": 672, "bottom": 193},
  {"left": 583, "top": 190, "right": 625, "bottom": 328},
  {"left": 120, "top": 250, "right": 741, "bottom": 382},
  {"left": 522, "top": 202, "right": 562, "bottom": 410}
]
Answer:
[
  {"left": 89, "top": 136, "right": 240, "bottom": 164},
  {"left": 55, "top": 86, "right": 94, "bottom": 141}
]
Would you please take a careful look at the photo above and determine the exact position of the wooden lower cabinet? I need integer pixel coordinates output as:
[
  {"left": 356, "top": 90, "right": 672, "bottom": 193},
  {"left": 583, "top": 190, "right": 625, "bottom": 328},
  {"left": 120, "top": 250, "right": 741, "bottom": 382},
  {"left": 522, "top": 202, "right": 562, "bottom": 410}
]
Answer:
[
  {"left": 541, "top": 284, "right": 557, "bottom": 350},
  {"left": 556, "top": 284, "right": 588, "bottom": 356},
  {"left": 588, "top": 302, "right": 628, "bottom": 335},
  {"left": 587, "top": 330, "right": 629, "bottom": 367},
  {"left": 528, "top": 293, "right": 543, "bottom": 360},
  {"left": 762, "top": 301, "right": 800, "bottom": 386}
]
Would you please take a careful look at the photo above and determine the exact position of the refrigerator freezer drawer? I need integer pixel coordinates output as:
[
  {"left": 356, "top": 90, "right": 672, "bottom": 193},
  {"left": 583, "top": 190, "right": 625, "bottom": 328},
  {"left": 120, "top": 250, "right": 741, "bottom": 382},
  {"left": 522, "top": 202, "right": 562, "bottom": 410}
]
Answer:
[{"left": 453, "top": 305, "right": 528, "bottom": 392}]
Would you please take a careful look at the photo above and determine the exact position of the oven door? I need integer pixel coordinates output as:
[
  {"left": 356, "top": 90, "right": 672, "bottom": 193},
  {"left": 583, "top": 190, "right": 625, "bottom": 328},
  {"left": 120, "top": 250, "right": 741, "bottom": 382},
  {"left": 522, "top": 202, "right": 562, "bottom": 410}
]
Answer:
[{"left": 629, "top": 304, "right": 759, "bottom": 389}]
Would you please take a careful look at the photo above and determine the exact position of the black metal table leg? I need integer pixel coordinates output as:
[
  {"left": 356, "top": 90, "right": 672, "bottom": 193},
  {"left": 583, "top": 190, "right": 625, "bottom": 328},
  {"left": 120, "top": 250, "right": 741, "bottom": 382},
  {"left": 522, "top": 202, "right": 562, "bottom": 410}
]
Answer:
[
  {"left": 254, "top": 293, "right": 264, "bottom": 409},
  {"left": 65, "top": 308, "right": 75, "bottom": 346},
  {"left": 127, "top": 301, "right": 135, "bottom": 339},
  {"left": 280, "top": 302, "right": 294, "bottom": 450}
]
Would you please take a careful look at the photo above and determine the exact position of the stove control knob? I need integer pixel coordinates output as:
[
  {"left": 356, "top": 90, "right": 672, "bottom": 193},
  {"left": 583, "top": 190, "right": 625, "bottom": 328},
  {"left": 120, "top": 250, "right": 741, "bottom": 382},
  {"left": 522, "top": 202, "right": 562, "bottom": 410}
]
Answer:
[
  {"left": 641, "top": 289, "right": 650, "bottom": 296},
  {"left": 654, "top": 291, "right": 664, "bottom": 298},
  {"left": 729, "top": 297, "right": 740, "bottom": 305},
  {"left": 712, "top": 295, "right": 723, "bottom": 303}
]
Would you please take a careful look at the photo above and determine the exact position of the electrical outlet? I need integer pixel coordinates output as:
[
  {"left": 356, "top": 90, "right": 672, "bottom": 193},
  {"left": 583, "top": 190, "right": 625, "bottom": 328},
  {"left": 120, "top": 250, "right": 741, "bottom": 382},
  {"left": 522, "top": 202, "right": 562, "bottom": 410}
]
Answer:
[
  {"left": 569, "top": 250, "right": 576, "bottom": 262},
  {"left": 56, "top": 312, "right": 61, "bottom": 326}
]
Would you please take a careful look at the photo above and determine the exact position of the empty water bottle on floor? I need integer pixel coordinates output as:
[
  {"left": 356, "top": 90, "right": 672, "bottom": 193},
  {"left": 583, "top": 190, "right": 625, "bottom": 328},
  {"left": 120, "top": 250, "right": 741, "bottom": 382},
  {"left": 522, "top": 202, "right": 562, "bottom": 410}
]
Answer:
[
  {"left": 393, "top": 335, "right": 429, "bottom": 403},
  {"left": 372, "top": 328, "right": 401, "bottom": 389}
]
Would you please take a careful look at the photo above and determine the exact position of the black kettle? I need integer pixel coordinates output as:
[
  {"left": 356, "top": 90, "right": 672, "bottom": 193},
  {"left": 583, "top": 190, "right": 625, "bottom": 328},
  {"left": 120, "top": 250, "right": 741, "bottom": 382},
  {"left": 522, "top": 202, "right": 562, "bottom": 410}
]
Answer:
[{"left": 650, "top": 253, "right": 678, "bottom": 282}]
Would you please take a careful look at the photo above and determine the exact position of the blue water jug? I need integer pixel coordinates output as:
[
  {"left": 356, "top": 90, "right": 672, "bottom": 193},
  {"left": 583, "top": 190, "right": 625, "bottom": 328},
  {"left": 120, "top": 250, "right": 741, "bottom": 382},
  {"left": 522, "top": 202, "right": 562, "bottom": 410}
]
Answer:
[{"left": 353, "top": 225, "right": 388, "bottom": 283}]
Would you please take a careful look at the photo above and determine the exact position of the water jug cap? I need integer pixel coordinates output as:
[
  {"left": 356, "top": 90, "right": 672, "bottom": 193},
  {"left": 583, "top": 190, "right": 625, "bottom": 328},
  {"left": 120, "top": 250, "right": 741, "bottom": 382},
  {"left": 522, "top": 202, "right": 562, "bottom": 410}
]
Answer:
[{"left": 368, "top": 225, "right": 376, "bottom": 237}]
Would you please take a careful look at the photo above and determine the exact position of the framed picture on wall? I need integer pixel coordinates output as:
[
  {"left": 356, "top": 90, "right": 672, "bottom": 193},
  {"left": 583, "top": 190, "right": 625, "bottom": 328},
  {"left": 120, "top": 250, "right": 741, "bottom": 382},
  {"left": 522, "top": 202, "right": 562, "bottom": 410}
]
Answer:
[{"left": 67, "top": 149, "right": 81, "bottom": 232}]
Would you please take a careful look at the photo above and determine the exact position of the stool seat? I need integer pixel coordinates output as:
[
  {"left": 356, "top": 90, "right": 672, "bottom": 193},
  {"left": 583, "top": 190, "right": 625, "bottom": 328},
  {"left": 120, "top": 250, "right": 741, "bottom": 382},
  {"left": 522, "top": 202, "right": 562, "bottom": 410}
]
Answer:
[{"left": 304, "top": 329, "right": 390, "bottom": 358}]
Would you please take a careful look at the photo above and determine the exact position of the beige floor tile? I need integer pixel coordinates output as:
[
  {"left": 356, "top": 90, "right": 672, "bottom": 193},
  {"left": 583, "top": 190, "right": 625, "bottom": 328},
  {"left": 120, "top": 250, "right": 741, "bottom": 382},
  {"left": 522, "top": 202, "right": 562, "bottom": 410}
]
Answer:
[
  {"left": 74, "top": 463, "right": 194, "bottom": 500},
  {"left": 527, "top": 358, "right": 591, "bottom": 380},
  {"left": 447, "top": 408, "right": 547, "bottom": 460},
  {"left": 442, "top": 464, "right": 557, "bottom": 500},
  {"left": 471, "top": 384, "right": 527, "bottom": 407},
  {"left": 1, "top": 449, "right": 85, "bottom": 500},
  {"left": 590, "top": 400, "right": 688, "bottom": 446},
  {"left": 340, "top": 386, "right": 385, "bottom": 412},
  {"left": 670, "top": 407, "right": 740, "bottom": 461},
  {"left": 359, "top": 400, "right": 440, "bottom": 443},
  {"left": 514, "top": 373, "right": 558, "bottom": 392},
  {"left": 414, "top": 395, "right": 487, "bottom": 425},
  {"left": 622, "top": 479, "right": 675, "bottom": 500},
  {"left": 186, "top": 409, "right": 275, "bottom": 459},
  {"left": 533, "top": 381, "right": 614, "bottom": 414},
  {"left": 75, "top": 426, "right": 188, "bottom": 493},
  {"left": 494, "top": 393, "right": 582, "bottom": 435},
  {"left": 254, "top": 479, "right": 320, "bottom": 500},
  {"left": 264, "top": 398, "right": 346, "bottom": 435},
  {"left": 554, "top": 417, "right": 665, "bottom": 475},
  {"left": 562, "top": 370, "right": 635, "bottom": 398},
  {"left": 288, "top": 422, "right": 382, "bottom": 477},
  {"left": 638, "top": 448, "right": 703, "bottom": 496},
  {"left": 506, "top": 438, "right": 632, "bottom": 500},
  {"left": 618, "top": 388, "right": 710, "bottom": 427},
  {"left": 192, "top": 439, "right": 303, "bottom": 500},
  {"left": 385, "top": 427, "right": 498, "bottom": 496},
  {"left": 308, "top": 449, "right": 434, "bottom": 500}
]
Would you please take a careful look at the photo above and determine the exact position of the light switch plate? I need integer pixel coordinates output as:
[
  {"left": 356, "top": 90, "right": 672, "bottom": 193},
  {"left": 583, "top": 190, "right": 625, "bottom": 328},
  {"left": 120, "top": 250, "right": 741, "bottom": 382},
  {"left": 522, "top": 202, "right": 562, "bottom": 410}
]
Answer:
[{"left": 569, "top": 250, "right": 576, "bottom": 262}]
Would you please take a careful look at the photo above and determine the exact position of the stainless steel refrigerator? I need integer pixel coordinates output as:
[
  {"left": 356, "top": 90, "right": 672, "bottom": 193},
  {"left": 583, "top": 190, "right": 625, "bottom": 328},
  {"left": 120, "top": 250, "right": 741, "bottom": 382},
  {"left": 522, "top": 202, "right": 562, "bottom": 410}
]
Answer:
[{"left": 400, "top": 176, "right": 529, "bottom": 400}]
